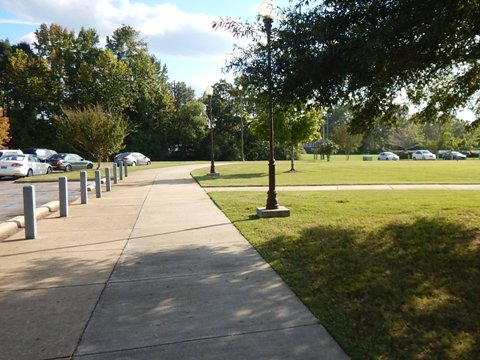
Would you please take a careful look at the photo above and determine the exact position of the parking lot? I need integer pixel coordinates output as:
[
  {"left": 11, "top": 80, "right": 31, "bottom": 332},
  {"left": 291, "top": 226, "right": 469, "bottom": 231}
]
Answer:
[{"left": 0, "top": 178, "right": 80, "bottom": 222}]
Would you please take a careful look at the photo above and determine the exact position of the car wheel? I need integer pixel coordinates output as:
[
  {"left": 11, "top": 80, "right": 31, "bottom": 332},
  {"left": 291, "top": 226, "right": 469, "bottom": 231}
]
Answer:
[
  {"left": 27, "top": 169, "right": 33, "bottom": 177},
  {"left": 87, "top": 163, "right": 94, "bottom": 169},
  {"left": 147, "top": 161, "right": 151, "bottom": 165},
  {"left": 131, "top": 161, "right": 137, "bottom": 166},
  {"left": 65, "top": 165, "right": 72, "bottom": 172},
  {"left": 46, "top": 167, "right": 52, "bottom": 174}
]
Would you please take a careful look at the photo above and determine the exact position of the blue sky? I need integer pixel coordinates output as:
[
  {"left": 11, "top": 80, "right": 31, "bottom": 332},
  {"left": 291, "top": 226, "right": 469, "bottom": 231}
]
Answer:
[{"left": 0, "top": 0, "right": 292, "bottom": 95}]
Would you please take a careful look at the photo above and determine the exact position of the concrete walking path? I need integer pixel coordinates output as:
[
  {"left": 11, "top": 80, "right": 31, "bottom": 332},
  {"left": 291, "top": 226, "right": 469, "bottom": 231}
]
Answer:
[{"left": 0, "top": 164, "right": 348, "bottom": 360}]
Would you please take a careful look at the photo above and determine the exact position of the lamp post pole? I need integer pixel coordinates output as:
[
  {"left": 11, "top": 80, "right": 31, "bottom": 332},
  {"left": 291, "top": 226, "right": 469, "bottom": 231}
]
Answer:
[
  {"left": 205, "top": 85, "right": 218, "bottom": 176},
  {"left": 264, "top": 15, "right": 278, "bottom": 210},
  {"left": 238, "top": 84, "right": 245, "bottom": 162},
  {"left": 256, "top": 0, "right": 289, "bottom": 218}
]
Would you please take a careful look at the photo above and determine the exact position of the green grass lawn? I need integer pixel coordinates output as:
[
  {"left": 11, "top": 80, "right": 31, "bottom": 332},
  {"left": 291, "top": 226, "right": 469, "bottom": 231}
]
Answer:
[
  {"left": 193, "top": 157, "right": 480, "bottom": 187},
  {"left": 209, "top": 190, "right": 480, "bottom": 359},
  {"left": 16, "top": 161, "right": 207, "bottom": 182}
]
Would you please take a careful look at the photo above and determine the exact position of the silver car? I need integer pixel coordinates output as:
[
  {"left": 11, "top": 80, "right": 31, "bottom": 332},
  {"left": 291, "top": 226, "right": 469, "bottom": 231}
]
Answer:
[
  {"left": 412, "top": 150, "right": 436, "bottom": 160},
  {"left": 0, "top": 154, "right": 53, "bottom": 178},
  {"left": 114, "top": 152, "right": 151, "bottom": 166},
  {"left": 378, "top": 151, "right": 399, "bottom": 161}
]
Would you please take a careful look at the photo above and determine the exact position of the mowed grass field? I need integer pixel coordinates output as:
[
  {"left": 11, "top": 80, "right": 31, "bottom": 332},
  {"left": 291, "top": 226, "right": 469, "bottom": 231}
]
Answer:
[
  {"left": 209, "top": 190, "right": 480, "bottom": 359},
  {"left": 192, "top": 156, "right": 480, "bottom": 186},
  {"left": 17, "top": 161, "right": 207, "bottom": 182},
  {"left": 196, "top": 157, "right": 480, "bottom": 359}
]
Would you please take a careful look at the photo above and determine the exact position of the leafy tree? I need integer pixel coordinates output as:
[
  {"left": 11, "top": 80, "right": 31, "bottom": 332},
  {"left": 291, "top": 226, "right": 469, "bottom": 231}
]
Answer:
[
  {"left": 282, "top": 105, "right": 323, "bottom": 171},
  {"left": 315, "top": 139, "right": 339, "bottom": 161},
  {"left": 58, "top": 105, "right": 129, "bottom": 168},
  {"left": 388, "top": 121, "right": 424, "bottom": 156},
  {"left": 167, "top": 100, "right": 208, "bottom": 159},
  {"left": 218, "top": 0, "right": 480, "bottom": 132},
  {"left": 331, "top": 124, "right": 363, "bottom": 160},
  {"left": 0, "top": 109, "right": 11, "bottom": 147}
]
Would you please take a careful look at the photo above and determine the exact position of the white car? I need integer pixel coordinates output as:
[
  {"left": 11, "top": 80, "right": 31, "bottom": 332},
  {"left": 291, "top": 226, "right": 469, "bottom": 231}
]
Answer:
[
  {"left": 412, "top": 150, "right": 436, "bottom": 160},
  {"left": 0, "top": 154, "right": 53, "bottom": 178},
  {"left": 114, "top": 152, "right": 151, "bottom": 166},
  {"left": 378, "top": 151, "right": 399, "bottom": 161}
]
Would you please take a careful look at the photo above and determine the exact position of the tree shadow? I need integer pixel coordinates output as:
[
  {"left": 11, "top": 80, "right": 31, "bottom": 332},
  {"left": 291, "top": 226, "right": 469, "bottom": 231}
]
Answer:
[{"left": 255, "top": 217, "right": 480, "bottom": 359}]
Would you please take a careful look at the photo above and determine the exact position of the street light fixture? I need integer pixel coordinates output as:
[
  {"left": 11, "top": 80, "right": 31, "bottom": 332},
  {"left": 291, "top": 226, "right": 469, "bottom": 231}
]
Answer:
[
  {"left": 256, "top": 0, "right": 290, "bottom": 218},
  {"left": 205, "top": 85, "right": 219, "bottom": 177}
]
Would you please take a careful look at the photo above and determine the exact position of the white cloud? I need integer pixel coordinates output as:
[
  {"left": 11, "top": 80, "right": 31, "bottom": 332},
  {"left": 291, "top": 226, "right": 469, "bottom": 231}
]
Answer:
[
  {"left": 0, "top": 0, "right": 259, "bottom": 93},
  {"left": 0, "top": 0, "right": 234, "bottom": 58}
]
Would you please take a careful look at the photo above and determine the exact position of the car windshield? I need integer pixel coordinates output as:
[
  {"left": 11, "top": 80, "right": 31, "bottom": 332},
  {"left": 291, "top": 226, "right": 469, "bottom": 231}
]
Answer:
[
  {"left": 116, "top": 152, "right": 130, "bottom": 157},
  {"left": 49, "top": 154, "right": 68, "bottom": 160},
  {"left": 1, "top": 155, "right": 25, "bottom": 161}
]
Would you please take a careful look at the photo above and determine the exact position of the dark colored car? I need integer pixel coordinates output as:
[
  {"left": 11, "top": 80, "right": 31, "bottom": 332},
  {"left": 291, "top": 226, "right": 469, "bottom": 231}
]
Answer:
[
  {"left": 47, "top": 153, "right": 94, "bottom": 171},
  {"left": 442, "top": 151, "right": 467, "bottom": 160},
  {"left": 22, "top": 148, "right": 57, "bottom": 161}
]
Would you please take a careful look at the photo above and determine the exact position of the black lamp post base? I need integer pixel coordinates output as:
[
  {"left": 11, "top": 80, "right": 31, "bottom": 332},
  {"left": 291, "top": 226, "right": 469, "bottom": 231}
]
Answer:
[
  {"left": 256, "top": 206, "right": 290, "bottom": 218},
  {"left": 206, "top": 172, "right": 220, "bottom": 177}
]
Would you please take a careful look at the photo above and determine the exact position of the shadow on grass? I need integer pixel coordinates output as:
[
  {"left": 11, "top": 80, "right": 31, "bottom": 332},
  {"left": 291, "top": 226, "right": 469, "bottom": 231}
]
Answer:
[{"left": 254, "top": 217, "right": 480, "bottom": 359}]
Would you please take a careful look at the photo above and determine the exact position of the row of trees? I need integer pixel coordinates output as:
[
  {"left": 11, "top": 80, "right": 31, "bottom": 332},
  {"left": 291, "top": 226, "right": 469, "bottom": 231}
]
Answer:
[
  {"left": 0, "top": 23, "right": 325, "bottom": 166},
  {"left": 323, "top": 106, "right": 480, "bottom": 159}
]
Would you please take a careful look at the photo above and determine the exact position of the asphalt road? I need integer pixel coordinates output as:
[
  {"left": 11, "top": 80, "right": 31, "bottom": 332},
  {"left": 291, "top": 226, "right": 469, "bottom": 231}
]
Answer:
[{"left": 0, "top": 177, "right": 80, "bottom": 223}]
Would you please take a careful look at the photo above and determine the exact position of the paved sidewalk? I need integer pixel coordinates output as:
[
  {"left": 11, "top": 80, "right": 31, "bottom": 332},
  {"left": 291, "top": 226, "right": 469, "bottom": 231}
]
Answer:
[{"left": 0, "top": 164, "right": 348, "bottom": 360}]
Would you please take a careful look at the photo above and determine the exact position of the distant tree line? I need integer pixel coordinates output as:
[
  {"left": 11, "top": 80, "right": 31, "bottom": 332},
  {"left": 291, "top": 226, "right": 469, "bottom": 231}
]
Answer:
[{"left": 0, "top": 23, "right": 324, "bottom": 163}]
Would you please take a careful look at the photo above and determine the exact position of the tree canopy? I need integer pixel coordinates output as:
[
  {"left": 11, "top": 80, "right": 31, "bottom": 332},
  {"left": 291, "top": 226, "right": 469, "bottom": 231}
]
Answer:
[{"left": 221, "top": 0, "right": 480, "bottom": 133}]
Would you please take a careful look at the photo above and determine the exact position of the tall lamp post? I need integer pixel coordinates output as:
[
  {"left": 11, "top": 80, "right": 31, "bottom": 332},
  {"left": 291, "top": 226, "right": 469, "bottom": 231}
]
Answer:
[
  {"left": 205, "top": 85, "right": 219, "bottom": 176},
  {"left": 238, "top": 84, "right": 245, "bottom": 162},
  {"left": 256, "top": 0, "right": 290, "bottom": 218}
]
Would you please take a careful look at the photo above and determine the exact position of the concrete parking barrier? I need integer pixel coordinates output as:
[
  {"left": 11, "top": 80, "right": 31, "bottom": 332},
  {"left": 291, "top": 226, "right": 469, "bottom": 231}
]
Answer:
[
  {"left": 59, "top": 176, "right": 68, "bottom": 217},
  {"left": 113, "top": 162, "right": 118, "bottom": 184},
  {"left": 80, "top": 171, "right": 88, "bottom": 204},
  {"left": 23, "top": 185, "right": 36, "bottom": 239},
  {"left": 95, "top": 170, "right": 102, "bottom": 198},
  {"left": 105, "top": 167, "right": 111, "bottom": 192}
]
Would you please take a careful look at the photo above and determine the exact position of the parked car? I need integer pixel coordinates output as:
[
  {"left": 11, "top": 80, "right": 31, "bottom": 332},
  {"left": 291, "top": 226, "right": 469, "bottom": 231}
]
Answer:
[
  {"left": 114, "top": 152, "right": 151, "bottom": 166},
  {"left": 47, "top": 153, "right": 94, "bottom": 171},
  {"left": 377, "top": 151, "right": 399, "bottom": 161},
  {"left": 0, "top": 149, "right": 23, "bottom": 157},
  {"left": 442, "top": 151, "right": 467, "bottom": 160},
  {"left": 22, "top": 148, "right": 57, "bottom": 161},
  {"left": 0, "top": 154, "right": 52, "bottom": 178},
  {"left": 412, "top": 150, "right": 436, "bottom": 160}
]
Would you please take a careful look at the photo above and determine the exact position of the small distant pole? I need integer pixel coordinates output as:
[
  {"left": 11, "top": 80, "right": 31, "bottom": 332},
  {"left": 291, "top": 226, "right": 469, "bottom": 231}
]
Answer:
[{"left": 124, "top": 160, "right": 128, "bottom": 177}]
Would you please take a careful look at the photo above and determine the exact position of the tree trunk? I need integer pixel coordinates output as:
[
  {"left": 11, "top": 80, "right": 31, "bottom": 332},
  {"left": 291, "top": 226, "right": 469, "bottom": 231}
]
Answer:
[{"left": 289, "top": 144, "right": 295, "bottom": 172}]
